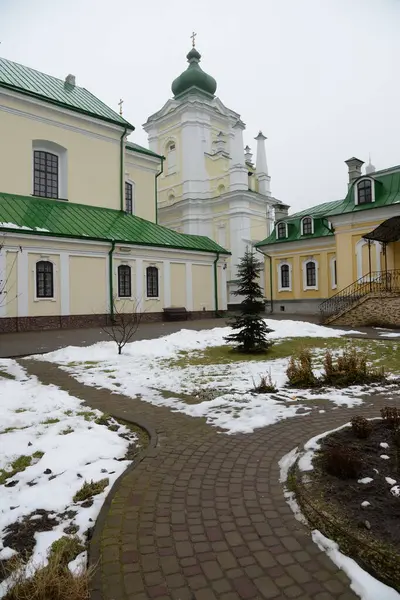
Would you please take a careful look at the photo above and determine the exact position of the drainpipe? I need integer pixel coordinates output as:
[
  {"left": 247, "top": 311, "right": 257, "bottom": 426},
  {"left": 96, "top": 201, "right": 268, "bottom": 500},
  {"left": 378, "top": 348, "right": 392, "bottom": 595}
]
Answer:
[
  {"left": 155, "top": 157, "right": 164, "bottom": 224},
  {"left": 120, "top": 128, "right": 128, "bottom": 211},
  {"left": 213, "top": 252, "right": 220, "bottom": 315},
  {"left": 256, "top": 248, "right": 273, "bottom": 313},
  {"left": 108, "top": 240, "right": 116, "bottom": 320}
]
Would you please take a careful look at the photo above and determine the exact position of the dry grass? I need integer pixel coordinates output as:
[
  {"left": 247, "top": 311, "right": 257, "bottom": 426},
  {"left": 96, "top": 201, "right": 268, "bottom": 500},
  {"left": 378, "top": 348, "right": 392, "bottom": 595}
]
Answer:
[{"left": 73, "top": 479, "right": 109, "bottom": 503}]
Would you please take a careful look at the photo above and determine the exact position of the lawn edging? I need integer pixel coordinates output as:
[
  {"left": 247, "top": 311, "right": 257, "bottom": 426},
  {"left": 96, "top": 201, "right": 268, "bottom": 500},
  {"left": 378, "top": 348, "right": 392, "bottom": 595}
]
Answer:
[
  {"left": 289, "top": 448, "right": 400, "bottom": 593},
  {"left": 88, "top": 413, "right": 158, "bottom": 597}
]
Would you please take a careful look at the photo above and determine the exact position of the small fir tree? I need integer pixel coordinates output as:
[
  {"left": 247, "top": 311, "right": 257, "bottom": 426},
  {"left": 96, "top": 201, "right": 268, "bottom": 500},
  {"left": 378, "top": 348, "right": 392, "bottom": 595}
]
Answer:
[{"left": 225, "top": 249, "right": 273, "bottom": 353}]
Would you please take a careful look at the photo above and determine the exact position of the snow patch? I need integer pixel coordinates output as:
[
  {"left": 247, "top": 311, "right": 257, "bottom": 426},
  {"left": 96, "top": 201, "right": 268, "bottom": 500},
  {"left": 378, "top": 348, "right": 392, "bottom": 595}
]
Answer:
[
  {"left": 380, "top": 442, "right": 389, "bottom": 449},
  {"left": 380, "top": 454, "right": 390, "bottom": 460},
  {"left": 358, "top": 477, "right": 373, "bottom": 484},
  {"left": 386, "top": 477, "right": 397, "bottom": 486}
]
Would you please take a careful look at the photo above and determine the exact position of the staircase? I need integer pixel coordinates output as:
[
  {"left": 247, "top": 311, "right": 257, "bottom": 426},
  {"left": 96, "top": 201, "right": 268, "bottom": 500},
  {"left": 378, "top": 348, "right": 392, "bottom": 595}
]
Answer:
[{"left": 320, "top": 270, "right": 400, "bottom": 324}]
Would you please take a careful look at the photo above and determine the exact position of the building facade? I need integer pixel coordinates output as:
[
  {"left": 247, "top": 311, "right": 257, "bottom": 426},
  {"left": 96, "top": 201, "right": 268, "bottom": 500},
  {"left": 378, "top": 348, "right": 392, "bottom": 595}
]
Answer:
[
  {"left": 256, "top": 158, "right": 400, "bottom": 325},
  {"left": 144, "top": 45, "right": 283, "bottom": 304},
  {"left": 0, "top": 57, "right": 229, "bottom": 332}
]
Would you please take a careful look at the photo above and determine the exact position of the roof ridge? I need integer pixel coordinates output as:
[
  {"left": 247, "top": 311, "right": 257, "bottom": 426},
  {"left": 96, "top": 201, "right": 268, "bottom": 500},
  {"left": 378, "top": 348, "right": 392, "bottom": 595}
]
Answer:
[{"left": 0, "top": 56, "right": 80, "bottom": 89}]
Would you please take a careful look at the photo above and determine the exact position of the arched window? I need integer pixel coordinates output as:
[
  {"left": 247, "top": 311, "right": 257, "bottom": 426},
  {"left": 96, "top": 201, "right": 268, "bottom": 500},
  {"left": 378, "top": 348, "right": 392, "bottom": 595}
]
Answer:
[
  {"left": 277, "top": 222, "right": 287, "bottom": 239},
  {"left": 303, "top": 260, "right": 317, "bottom": 289},
  {"left": 33, "top": 151, "right": 59, "bottom": 198},
  {"left": 125, "top": 181, "right": 134, "bottom": 214},
  {"left": 357, "top": 179, "right": 372, "bottom": 205},
  {"left": 280, "top": 264, "right": 290, "bottom": 289},
  {"left": 301, "top": 216, "right": 313, "bottom": 235},
  {"left": 167, "top": 142, "right": 176, "bottom": 175},
  {"left": 118, "top": 265, "right": 131, "bottom": 298},
  {"left": 146, "top": 266, "right": 159, "bottom": 298},
  {"left": 36, "top": 261, "right": 54, "bottom": 298}
]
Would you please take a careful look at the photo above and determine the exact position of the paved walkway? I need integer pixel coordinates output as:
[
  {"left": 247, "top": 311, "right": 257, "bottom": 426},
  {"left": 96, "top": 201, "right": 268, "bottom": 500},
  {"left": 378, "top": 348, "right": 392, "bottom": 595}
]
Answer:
[
  {"left": 20, "top": 358, "right": 392, "bottom": 600},
  {"left": 2, "top": 314, "right": 396, "bottom": 358}
]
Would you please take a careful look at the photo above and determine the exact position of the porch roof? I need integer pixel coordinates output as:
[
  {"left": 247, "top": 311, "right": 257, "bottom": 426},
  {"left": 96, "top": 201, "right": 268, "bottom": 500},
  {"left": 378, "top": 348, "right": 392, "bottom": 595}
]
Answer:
[{"left": 363, "top": 216, "right": 400, "bottom": 243}]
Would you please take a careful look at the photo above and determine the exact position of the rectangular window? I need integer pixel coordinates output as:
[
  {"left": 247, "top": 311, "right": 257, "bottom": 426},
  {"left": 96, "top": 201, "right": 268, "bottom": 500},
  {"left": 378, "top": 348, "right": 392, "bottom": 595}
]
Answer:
[
  {"left": 36, "top": 261, "right": 54, "bottom": 298},
  {"left": 281, "top": 265, "right": 290, "bottom": 288},
  {"left": 118, "top": 265, "right": 131, "bottom": 297},
  {"left": 125, "top": 182, "right": 133, "bottom": 214},
  {"left": 146, "top": 266, "right": 159, "bottom": 298},
  {"left": 306, "top": 262, "right": 316, "bottom": 287},
  {"left": 34, "top": 151, "right": 59, "bottom": 198}
]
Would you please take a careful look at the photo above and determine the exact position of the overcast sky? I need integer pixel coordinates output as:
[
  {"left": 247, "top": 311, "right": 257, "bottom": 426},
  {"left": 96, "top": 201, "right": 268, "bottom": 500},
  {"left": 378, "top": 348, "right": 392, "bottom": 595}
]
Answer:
[{"left": 2, "top": 0, "right": 400, "bottom": 212}]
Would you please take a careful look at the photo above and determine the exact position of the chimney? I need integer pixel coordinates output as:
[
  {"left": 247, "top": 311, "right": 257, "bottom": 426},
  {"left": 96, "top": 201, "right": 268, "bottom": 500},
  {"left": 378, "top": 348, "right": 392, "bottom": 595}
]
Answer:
[
  {"left": 345, "top": 157, "right": 364, "bottom": 187},
  {"left": 274, "top": 203, "right": 289, "bottom": 222},
  {"left": 65, "top": 74, "right": 76, "bottom": 87},
  {"left": 254, "top": 131, "right": 271, "bottom": 196}
]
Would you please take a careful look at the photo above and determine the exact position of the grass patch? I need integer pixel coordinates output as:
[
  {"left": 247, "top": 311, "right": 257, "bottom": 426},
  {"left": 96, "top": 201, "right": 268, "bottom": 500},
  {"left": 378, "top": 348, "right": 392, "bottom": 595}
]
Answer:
[
  {"left": 64, "top": 410, "right": 73, "bottom": 416},
  {"left": 73, "top": 478, "right": 109, "bottom": 503},
  {"left": 14, "top": 409, "right": 27, "bottom": 414},
  {"left": 0, "top": 370, "right": 16, "bottom": 380},
  {"left": 49, "top": 536, "right": 85, "bottom": 566},
  {"left": 94, "top": 414, "right": 111, "bottom": 426},
  {"left": 77, "top": 411, "right": 96, "bottom": 421},
  {"left": 32, "top": 451, "right": 44, "bottom": 460},
  {"left": 42, "top": 418, "right": 60, "bottom": 425},
  {"left": 163, "top": 338, "right": 400, "bottom": 374},
  {"left": 1, "top": 426, "right": 29, "bottom": 435},
  {"left": 0, "top": 455, "right": 32, "bottom": 485},
  {"left": 60, "top": 426, "right": 74, "bottom": 435}
]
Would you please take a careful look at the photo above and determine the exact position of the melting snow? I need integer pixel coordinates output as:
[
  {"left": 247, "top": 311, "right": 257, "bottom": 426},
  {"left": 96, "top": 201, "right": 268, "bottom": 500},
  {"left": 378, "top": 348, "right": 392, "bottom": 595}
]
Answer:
[{"left": 358, "top": 477, "right": 373, "bottom": 484}]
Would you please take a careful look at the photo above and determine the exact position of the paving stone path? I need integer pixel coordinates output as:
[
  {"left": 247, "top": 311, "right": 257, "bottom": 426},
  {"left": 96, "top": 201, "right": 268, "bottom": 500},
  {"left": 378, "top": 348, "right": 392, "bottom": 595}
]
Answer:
[{"left": 21, "top": 359, "right": 390, "bottom": 600}]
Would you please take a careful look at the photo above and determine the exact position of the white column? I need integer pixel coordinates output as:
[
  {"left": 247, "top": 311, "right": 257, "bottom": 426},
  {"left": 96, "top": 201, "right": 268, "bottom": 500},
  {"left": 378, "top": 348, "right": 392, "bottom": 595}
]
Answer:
[
  {"left": 181, "top": 112, "right": 210, "bottom": 200},
  {"left": 135, "top": 258, "right": 144, "bottom": 311},
  {"left": 229, "top": 121, "right": 248, "bottom": 192},
  {"left": 163, "top": 260, "right": 171, "bottom": 307},
  {"left": 17, "top": 250, "right": 28, "bottom": 317},
  {"left": 185, "top": 262, "right": 193, "bottom": 311},
  {"left": 0, "top": 249, "right": 6, "bottom": 318},
  {"left": 255, "top": 131, "right": 271, "bottom": 196},
  {"left": 221, "top": 263, "right": 228, "bottom": 310},
  {"left": 60, "top": 252, "right": 70, "bottom": 316}
]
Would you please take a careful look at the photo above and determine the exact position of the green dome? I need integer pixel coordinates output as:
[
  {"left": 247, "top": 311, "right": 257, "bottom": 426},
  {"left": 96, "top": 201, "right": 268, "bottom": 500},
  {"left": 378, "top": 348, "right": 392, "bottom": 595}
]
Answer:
[{"left": 171, "top": 48, "right": 217, "bottom": 98}]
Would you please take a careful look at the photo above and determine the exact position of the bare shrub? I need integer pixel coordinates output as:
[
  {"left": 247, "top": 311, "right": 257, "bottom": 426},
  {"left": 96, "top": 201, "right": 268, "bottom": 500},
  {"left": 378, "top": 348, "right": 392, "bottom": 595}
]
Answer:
[
  {"left": 350, "top": 416, "right": 372, "bottom": 439},
  {"left": 286, "top": 349, "right": 317, "bottom": 388},
  {"left": 322, "top": 347, "right": 385, "bottom": 387},
  {"left": 381, "top": 407, "right": 400, "bottom": 429},
  {"left": 102, "top": 299, "right": 143, "bottom": 355},
  {"left": 252, "top": 371, "right": 277, "bottom": 393},
  {"left": 323, "top": 446, "right": 363, "bottom": 479}
]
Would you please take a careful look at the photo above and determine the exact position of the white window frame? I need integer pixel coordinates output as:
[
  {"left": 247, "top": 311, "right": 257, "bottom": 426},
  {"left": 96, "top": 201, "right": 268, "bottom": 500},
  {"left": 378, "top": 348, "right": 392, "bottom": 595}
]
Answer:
[
  {"left": 276, "top": 221, "right": 288, "bottom": 240},
  {"left": 355, "top": 239, "right": 381, "bottom": 280},
  {"left": 354, "top": 177, "right": 375, "bottom": 206},
  {"left": 302, "top": 258, "right": 318, "bottom": 291},
  {"left": 301, "top": 216, "right": 314, "bottom": 236},
  {"left": 33, "top": 258, "right": 57, "bottom": 302},
  {"left": 145, "top": 265, "right": 160, "bottom": 300},
  {"left": 117, "top": 263, "right": 133, "bottom": 299},
  {"left": 125, "top": 180, "right": 135, "bottom": 214},
  {"left": 330, "top": 256, "right": 337, "bottom": 289},
  {"left": 32, "top": 140, "right": 68, "bottom": 199},
  {"left": 166, "top": 140, "right": 177, "bottom": 175},
  {"left": 277, "top": 261, "right": 292, "bottom": 292}
]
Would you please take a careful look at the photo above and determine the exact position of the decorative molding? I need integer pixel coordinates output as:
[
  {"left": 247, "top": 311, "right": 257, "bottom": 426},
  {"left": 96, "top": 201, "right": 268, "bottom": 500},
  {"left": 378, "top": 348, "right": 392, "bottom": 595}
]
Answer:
[
  {"left": 60, "top": 252, "right": 70, "bottom": 315},
  {"left": 185, "top": 263, "right": 193, "bottom": 310},
  {"left": 135, "top": 258, "right": 144, "bottom": 311},
  {"left": 330, "top": 205, "right": 399, "bottom": 228},
  {"left": 17, "top": 250, "right": 28, "bottom": 316},
  {"left": 354, "top": 177, "right": 376, "bottom": 205},
  {"left": 302, "top": 257, "right": 319, "bottom": 291},
  {"left": 300, "top": 215, "right": 314, "bottom": 236},
  {"left": 277, "top": 260, "right": 292, "bottom": 292},
  {"left": 355, "top": 238, "right": 381, "bottom": 279}
]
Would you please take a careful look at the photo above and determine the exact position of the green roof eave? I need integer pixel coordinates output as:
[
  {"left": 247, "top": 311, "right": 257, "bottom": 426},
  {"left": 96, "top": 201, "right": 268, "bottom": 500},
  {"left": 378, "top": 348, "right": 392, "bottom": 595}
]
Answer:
[
  {"left": 0, "top": 193, "right": 230, "bottom": 256},
  {"left": 0, "top": 81, "right": 134, "bottom": 130},
  {"left": 125, "top": 142, "right": 164, "bottom": 160}
]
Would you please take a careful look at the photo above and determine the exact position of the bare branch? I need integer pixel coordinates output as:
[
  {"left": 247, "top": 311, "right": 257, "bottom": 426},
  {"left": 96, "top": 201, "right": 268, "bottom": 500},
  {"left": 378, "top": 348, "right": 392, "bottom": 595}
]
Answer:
[{"left": 100, "top": 297, "right": 144, "bottom": 354}]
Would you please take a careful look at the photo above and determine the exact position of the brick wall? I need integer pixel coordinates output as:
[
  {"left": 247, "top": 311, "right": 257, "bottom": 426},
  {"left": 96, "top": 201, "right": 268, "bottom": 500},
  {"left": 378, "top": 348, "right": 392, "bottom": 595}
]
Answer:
[{"left": 330, "top": 293, "right": 400, "bottom": 327}]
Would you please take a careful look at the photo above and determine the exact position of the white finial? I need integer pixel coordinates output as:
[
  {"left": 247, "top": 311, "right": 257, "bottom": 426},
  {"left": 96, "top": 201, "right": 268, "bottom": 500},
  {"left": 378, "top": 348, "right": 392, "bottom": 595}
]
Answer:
[{"left": 366, "top": 153, "right": 376, "bottom": 174}]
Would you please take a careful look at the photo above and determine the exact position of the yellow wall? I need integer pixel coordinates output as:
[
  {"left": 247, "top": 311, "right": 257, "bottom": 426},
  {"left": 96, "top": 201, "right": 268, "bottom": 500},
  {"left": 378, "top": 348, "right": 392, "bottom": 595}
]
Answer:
[
  {"left": 192, "top": 264, "right": 213, "bottom": 311},
  {"left": 5, "top": 250, "right": 18, "bottom": 318},
  {"left": 393, "top": 242, "right": 400, "bottom": 269},
  {"left": 28, "top": 252, "right": 60, "bottom": 315},
  {"left": 125, "top": 151, "right": 161, "bottom": 223},
  {"left": 143, "top": 260, "right": 163, "bottom": 312},
  {"left": 171, "top": 263, "right": 186, "bottom": 306},
  {"left": 0, "top": 94, "right": 122, "bottom": 210},
  {"left": 70, "top": 256, "right": 107, "bottom": 315}
]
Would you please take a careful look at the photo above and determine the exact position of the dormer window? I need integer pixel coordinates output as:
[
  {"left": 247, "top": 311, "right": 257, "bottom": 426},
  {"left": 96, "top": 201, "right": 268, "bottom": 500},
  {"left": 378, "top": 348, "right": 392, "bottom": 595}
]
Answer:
[
  {"left": 277, "top": 222, "right": 287, "bottom": 239},
  {"left": 301, "top": 216, "right": 313, "bottom": 235},
  {"left": 357, "top": 179, "right": 373, "bottom": 205}
]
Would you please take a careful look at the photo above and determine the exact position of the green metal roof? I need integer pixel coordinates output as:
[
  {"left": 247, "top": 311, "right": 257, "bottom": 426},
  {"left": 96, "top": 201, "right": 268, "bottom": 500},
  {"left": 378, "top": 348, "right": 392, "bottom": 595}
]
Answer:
[
  {"left": 126, "top": 142, "right": 163, "bottom": 160},
  {"left": 0, "top": 193, "right": 230, "bottom": 255},
  {"left": 0, "top": 57, "right": 133, "bottom": 129}
]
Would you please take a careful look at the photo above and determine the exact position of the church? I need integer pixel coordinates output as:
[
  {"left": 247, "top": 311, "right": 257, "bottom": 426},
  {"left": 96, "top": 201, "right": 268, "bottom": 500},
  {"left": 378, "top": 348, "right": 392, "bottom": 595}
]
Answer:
[{"left": 0, "top": 41, "right": 277, "bottom": 332}]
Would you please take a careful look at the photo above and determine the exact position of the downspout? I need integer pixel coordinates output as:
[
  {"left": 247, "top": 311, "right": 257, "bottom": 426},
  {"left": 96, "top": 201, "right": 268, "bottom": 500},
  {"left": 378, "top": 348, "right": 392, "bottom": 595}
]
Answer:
[
  {"left": 155, "top": 158, "right": 164, "bottom": 225},
  {"left": 108, "top": 240, "right": 116, "bottom": 320},
  {"left": 256, "top": 248, "right": 273, "bottom": 314},
  {"left": 120, "top": 128, "right": 128, "bottom": 211},
  {"left": 213, "top": 252, "right": 220, "bottom": 316}
]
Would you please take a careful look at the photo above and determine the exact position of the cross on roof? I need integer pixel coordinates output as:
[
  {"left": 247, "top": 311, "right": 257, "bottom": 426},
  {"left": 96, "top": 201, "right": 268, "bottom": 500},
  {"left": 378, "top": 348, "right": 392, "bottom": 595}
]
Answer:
[
  {"left": 118, "top": 98, "right": 124, "bottom": 116},
  {"left": 190, "top": 31, "right": 197, "bottom": 47}
]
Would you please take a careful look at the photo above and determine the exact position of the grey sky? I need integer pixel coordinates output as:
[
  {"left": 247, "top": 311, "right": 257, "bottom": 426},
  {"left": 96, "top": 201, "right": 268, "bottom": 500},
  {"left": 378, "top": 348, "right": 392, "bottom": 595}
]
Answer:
[{"left": 2, "top": 0, "right": 400, "bottom": 213}]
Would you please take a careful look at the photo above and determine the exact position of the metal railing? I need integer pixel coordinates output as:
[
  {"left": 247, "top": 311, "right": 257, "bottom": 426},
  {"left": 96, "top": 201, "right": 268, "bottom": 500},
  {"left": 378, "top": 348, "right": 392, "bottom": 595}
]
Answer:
[{"left": 320, "top": 269, "right": 400, "bottom": 320}]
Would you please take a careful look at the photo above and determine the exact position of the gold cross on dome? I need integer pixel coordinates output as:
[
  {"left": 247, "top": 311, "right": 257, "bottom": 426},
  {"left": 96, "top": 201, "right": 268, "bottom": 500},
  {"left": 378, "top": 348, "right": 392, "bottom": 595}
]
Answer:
[
  {"left": 118, "top": 98, "right": 124, "bottom": 116},
  {"left": 190, "top": 31, "right": 197, "bottom": 47}
]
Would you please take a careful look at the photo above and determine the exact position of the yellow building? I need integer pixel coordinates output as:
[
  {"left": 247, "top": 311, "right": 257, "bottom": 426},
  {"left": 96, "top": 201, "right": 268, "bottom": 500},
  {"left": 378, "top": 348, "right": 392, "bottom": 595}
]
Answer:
[
  {"left": 256, "top": 158, "right": 400, "bottom": 326},
  {"left": 0, "top": 57, "right": 229, "bottom": 332}
]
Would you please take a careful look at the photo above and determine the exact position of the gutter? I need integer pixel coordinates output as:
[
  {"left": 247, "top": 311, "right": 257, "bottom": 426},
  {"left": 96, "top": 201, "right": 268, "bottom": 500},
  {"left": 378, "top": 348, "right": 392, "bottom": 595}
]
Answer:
[
  {"left": 213, "top": 252, "right": 220, "bottom": 315},
  {"left": 108, "top": 240, "right": 116, "bottom": 320},
  {"left": 120, "top": 127, "right": 128, "bottom": 211},
  {"left": 155, "top": 157, "right": 164, "bottom": 225},
  {"left": 256, "top": 248, "right": 273, "bottom": 314}
]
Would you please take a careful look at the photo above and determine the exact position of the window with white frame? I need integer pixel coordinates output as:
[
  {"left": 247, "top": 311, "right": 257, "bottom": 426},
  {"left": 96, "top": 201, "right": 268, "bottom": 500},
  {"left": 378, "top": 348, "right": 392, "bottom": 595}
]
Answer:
[
  {"left": 301, "top": 216, "right": 313, "bottom": 235},
  {"left": 32, "top": 140, "right": 68, "bottom": 199},
  {"left": 118, "top": 265, "right": 131, "bottom": 297},
  {"left": 146, "top": 266, "right": 159, "bottom": 298},
  {"left": 125, "top": 181, "right": 134, "bottom": 214},
  {"left": 357, "top": 179, "right": 373, "bottom": 205},
  {"left": 303, "top": 259, "right": 318, "bottom": 290},
  {"left": 278, "top": 262, "right": 292, "bottom": 291},
  {"left": 36, "top": 261, "right": 54, "bottom": 298},
  {"left": 331, "top": 257, "right": 337, "bottom": 289},
  {"left": 276, "top": 222, "right": 287, "bottom": 239},
  {"left": 167, "top": 142, "right": 176, "bottom": 175}
]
